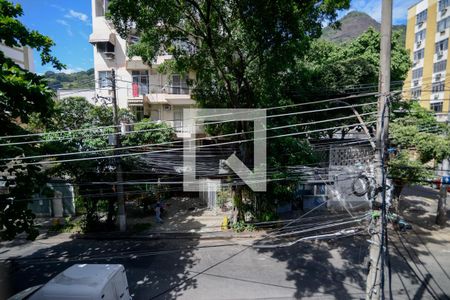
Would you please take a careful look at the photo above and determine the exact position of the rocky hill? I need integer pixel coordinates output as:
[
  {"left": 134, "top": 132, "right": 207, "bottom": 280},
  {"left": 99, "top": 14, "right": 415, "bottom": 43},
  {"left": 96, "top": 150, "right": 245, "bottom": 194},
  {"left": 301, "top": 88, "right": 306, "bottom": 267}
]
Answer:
[{"left": 322, "top": 11, "right": 406, "bottom": 44}]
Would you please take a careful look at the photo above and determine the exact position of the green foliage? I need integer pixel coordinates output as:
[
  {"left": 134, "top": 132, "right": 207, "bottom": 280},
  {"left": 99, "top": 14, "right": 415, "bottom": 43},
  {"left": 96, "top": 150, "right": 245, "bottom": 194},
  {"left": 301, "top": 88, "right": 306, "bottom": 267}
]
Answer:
[
  {"left": 122, "top": 119, "right": 175, "bottom": 146},
  {"left": 216, "top": 189, "right": 231, "bottom": 208},
  {"left": 389, "top": 102, "right": 450, "bottom": 198},
  {"left": 390, "top": 102, "right": 450, "bottom": 163},
  {"left": 0, "top": 0, "right": 64, "bottom": 70},
  {"left": 0, "top": 0, "right": 63, "bottom": 240},
  {"left": 388, "top": 151, "right": 432, "bottom": 200},
  {"left": 44, "top": 68, "right": 94, "bottom": 90},
  {"left": 231, "top": 221, "right": 255, "bottom": 233}
]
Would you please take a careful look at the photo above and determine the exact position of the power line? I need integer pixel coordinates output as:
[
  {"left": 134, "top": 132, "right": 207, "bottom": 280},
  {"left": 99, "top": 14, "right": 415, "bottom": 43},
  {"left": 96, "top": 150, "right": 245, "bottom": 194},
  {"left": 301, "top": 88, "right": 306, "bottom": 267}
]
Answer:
[
  {"left": 0, "top": 91, "right": 380, "bottom": 141},
  {"left": 1, "top": 116, "right": 375, "bottom": 165},
  {"left": 0, "top": 102, "right": 377, "bottom": 147}
]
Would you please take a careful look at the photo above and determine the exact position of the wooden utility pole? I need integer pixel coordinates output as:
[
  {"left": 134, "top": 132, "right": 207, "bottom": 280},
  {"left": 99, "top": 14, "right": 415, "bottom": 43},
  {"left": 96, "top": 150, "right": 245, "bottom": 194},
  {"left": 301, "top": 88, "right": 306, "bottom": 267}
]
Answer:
[
  {"left": 366, "top": 0, "right": 392, "bottom": 299},
  {"left": 111, "top": 69, "right": 127, "bottom": 232}
]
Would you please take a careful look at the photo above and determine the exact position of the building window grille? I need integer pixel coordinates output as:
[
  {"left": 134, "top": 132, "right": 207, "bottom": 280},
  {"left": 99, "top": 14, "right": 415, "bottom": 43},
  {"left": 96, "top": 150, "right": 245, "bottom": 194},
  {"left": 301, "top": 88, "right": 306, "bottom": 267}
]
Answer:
[
  {"left": 131, "top": 70, "right": 149, "bottom": 96},
  {"left": 411, "top": 87, "right": 422, "bottom": 99},
  {"left": 416, "top": 9, "right": 428, "bottom": 24},
  {"left": 97, "top": 42, "right": 114, "bottom": 53},
  {"left": 435, "top": 39, "right": 449, "bottom": 53},
  {"left": 434, "top": 60, "right": 447, "bottom": 73},
  {"left": 170, "top": 74, "right": 189, "bottom": 94},
  {"left": 432, "top": 81, "right": 445, "bottom": 93},
  {"left": 415, "top": 29, "right": 426, "bottom": 43},
  {"left": 412, "top": 68, "right": 423, "bottom": 79},
  {"left": 439, "top": 0, "right": 450, "bottom": 11},
  {"left": 431, "top": 102, "right": 443, "bottom": 112},
  {"left": 414, "top": 48, "right": 425, "bottom": 61},
  {"left": 98, "top": 71, "right": 112, "bottom": 88},
  {"left": 438, "top": 16, "right": 450, "bottom": 32}
]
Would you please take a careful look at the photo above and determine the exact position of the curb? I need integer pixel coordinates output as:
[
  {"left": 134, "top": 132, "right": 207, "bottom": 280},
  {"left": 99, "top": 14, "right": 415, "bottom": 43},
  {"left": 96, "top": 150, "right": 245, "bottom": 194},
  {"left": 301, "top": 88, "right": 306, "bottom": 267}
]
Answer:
[{"left": 73, "top": 231, "right": 262, "bottom": 241}]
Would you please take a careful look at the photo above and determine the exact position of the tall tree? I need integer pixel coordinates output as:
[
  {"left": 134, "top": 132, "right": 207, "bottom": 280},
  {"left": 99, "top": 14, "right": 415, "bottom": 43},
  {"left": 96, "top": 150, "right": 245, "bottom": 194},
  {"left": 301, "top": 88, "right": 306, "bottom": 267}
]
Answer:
[
  {"left": 0, "top": 0, "right": 64, "bottom": 240},
  {"left": 389, "top": 101, "right": 450, "bottom": 220},
  {"left": 108, "top": 0, "right": 350, "bottom": 219},
  {"left": 44, "top": 97, "right": 175, "bottom": 231}
]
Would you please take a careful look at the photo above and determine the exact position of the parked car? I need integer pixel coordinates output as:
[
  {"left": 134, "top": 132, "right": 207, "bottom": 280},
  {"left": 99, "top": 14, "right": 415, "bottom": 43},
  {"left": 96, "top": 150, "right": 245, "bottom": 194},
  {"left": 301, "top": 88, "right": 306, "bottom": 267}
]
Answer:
[
  {"left": 432, "top": 178, "right": 450, "bottom": 192},
  {"left": 8, "top": 264, "right": 131, "bottom": 300}
]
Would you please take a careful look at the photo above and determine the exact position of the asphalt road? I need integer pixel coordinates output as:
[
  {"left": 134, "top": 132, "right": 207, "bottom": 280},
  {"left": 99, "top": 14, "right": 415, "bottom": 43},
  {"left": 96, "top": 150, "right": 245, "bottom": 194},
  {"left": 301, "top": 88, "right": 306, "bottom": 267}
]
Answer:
[{"left": 1, "top": 231, "right": 449, "bottom": 300}]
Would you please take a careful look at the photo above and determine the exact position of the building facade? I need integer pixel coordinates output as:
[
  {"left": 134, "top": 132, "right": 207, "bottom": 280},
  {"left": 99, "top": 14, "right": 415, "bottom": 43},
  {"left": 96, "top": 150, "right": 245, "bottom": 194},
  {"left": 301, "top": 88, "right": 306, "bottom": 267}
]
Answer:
[
  {"left": 405, "top": 0, "right": 450, "bottom": 123},
  {"left": 0, "top": 43, "right": 34, "bottom": 72},
  {"left": 89, "top": 0, "right": 195, "bottom": 133}
]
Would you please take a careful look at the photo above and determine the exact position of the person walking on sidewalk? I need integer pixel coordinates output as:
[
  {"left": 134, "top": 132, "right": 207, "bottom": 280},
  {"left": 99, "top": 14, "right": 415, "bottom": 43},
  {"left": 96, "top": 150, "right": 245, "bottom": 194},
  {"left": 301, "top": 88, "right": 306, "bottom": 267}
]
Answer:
[{"left": 155, "top": 201, "right": 163, "bottom": 223}]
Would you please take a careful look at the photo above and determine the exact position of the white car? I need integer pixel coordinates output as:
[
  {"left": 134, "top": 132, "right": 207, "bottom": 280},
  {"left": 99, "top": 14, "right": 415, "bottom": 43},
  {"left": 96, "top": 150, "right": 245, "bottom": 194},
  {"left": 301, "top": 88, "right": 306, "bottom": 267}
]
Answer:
[{"left": 8, "top": 264, "right": 131, "bottom": 300}]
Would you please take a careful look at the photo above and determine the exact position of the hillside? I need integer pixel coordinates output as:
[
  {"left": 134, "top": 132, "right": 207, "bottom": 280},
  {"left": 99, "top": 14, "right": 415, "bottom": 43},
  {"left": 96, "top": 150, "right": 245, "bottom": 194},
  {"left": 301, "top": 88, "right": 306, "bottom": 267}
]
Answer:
[
  {"left": 322, "top": 11, "right": 406, "bottom": 44},
  {"left": 44, "top": 68, "right": 95, "bottom": 90}
]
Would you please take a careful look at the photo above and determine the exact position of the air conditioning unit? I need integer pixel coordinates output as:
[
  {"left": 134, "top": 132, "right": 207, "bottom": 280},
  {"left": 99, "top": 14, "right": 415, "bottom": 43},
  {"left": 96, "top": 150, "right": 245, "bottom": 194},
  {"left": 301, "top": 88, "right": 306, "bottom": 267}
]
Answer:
[
  {"left": 442, "top": 8, "right": 447, "bottom": 15},
  {"left": 416, "top": 40, "right": 422, "bottom": 47},
  {"left": 434, "top": 94, "right": 440, "bottom": 100},
  {"left": 417, "top": 21, "right": 424, "bottom": 27},
  {"left": 438, "top": 50, "right": 444, "bottom": 57},
  {"left": 163, "top": 104, "right": 172, "bottom": 111},
  {"left": 103, "top": 52, "right": 115, "bottom": 60},
  {"left": 435, "top": 73, "right": 442, "bottom": 80},
  {"left": 413, "top": 61, "right": 418, "bottom": 66},
  {"left": 414, "top": 80, "right": 419, "bottom": 86}
]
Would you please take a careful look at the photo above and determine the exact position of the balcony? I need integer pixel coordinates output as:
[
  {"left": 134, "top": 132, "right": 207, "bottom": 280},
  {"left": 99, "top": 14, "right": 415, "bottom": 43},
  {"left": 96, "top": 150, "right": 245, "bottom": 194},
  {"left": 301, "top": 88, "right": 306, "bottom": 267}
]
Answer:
[{"left": 127, "top": 83, "right": 149, "bottom": 98}]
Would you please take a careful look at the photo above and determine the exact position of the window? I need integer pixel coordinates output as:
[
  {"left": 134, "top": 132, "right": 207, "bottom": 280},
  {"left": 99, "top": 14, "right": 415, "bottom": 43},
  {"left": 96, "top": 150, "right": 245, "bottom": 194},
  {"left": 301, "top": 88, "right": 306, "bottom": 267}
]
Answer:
[
  {"left": 414, "top": 49, "right": 425, "bottom": 61},
  {"left": 432, "top": 81, "right": 445, "bottom": 93},
  {"left": 98, "top": 71, "right": 111, "bottom": 88},
  {"left": 411, "top": 87, "right": 422, "bottom": 99},
  {"left": 95, "top": 0, "right": 109, "bottom": 17},
  {"left": 435, "top": 39, "right": 448, "bottom": 53},
  {"left": 97, "top": 42, "right": 114, "bottom": 53},
  {"left": 131, "top": 70, "right": 149, "bottom": 95},
  {"left": 438, "top": 16, "right": 450, "bottom": 32},
  {"left": 132, "top": 106, "right": 144, "bottom": 121},
  {"left": 434, "top": 60, "right": 447, "bottom": 73},
  {"left": 170, "top": 74, "right": 189, "bottom": 94},
  {"left": 415, "top": 29, "right": 426, "bottom": 43},
  {"left": 439, "top": 0, "right": 450, "bottom": 11},
  {"left": 416, "top": 10, "right": 428, "bottom": 24},
  {"left": 431, "top": 102, "right": 443, "bottom": 112},
  {"left": 412, "top": 68, "right": 423, "bottom": 79}
]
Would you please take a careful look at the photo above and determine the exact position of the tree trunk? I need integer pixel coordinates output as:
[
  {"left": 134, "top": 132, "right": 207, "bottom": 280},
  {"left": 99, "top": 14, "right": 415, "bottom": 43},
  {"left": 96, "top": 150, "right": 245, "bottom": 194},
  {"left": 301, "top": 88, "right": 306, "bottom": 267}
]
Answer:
[{"left": 436, "top": 185, "right": 447, "bottom": 226}]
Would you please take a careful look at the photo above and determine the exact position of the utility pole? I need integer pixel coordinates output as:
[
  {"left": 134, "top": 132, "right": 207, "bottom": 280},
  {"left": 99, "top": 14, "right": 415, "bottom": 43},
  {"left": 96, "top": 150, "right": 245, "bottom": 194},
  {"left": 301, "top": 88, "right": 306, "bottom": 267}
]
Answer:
[
  {"left": 436, "top": 159, "right": 448, "bottom": 226},
  {"left": 366, "top": 0, "right": 392, "bottom": 299},
  {"left": 111, "top": 69, "right": 127, "bottom": 232}
]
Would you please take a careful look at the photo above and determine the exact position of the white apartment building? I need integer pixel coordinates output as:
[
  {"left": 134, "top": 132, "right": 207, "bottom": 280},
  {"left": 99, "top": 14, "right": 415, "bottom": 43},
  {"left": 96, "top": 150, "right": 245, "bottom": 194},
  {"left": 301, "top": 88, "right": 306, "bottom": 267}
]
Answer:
[
  {"left": 0, "top": 43, "right": 34, "bottom": 72},
  {"left": 89, "top": 0, "right": 196, "bottom": 133}
]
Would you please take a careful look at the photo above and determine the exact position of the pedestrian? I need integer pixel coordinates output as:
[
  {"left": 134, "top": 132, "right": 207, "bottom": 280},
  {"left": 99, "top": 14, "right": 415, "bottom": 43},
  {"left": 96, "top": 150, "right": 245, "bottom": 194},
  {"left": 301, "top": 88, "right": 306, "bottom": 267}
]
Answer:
[{"left": 155, "top": 201, "right": 163, "bottom": 223}]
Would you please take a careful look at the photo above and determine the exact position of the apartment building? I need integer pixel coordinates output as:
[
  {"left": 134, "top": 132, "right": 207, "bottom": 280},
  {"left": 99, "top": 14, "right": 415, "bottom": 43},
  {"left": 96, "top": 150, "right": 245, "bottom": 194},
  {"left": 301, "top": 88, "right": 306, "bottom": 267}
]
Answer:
[
  {"left": 405, "top": 0, "right": 450, "bottom": 123},
  {"left": 0, "top": 43, "right": 34, "bottom": 72},
  {"left": 89, "top": 0, "right": 195, "bottom": 133}
]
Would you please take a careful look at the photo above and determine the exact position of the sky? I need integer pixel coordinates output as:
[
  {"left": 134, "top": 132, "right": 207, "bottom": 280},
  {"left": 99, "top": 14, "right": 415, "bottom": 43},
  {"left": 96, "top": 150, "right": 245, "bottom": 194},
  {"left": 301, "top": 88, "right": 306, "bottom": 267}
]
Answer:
[{"left": 13, "top": 0, "right": 418, "bottom": 74}]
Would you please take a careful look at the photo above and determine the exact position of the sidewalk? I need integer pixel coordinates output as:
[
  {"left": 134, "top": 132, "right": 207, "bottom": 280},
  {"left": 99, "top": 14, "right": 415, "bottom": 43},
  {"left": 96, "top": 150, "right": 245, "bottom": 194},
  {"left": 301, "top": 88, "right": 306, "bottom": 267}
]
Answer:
[{"left": 128, "top": 196, "right": 228, "bottom": 234}]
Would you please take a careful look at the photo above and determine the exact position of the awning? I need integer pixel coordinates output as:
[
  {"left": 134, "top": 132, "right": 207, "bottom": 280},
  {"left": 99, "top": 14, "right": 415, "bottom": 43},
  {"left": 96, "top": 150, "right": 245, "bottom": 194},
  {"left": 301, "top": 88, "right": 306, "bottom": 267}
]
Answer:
[
  {"left": 144, "top": 94, "right": 168, "bottom": 104},
  {"left": 166, "top": 98, "right": 195, "bottom": 105},
  {"left": 89, "top": 32, "right": 115, "bottom": 45}
]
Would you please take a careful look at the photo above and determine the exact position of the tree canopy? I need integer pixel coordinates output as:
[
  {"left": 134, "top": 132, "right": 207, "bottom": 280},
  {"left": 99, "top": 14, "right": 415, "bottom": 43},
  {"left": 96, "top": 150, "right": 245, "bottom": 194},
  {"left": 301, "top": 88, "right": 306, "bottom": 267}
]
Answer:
[
  {"left": 0, "top": 0, "right": 64, "bottom": 240},
  {"left": 389, "top": 101, "right": 450, "bottom": 201}
]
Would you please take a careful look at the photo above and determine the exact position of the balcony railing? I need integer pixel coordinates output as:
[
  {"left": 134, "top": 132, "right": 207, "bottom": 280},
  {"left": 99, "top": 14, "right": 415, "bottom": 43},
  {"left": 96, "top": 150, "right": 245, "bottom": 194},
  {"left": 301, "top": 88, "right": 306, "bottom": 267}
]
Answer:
[{"left": 128, "top": 83, "right": 191, "bottom": 97}]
